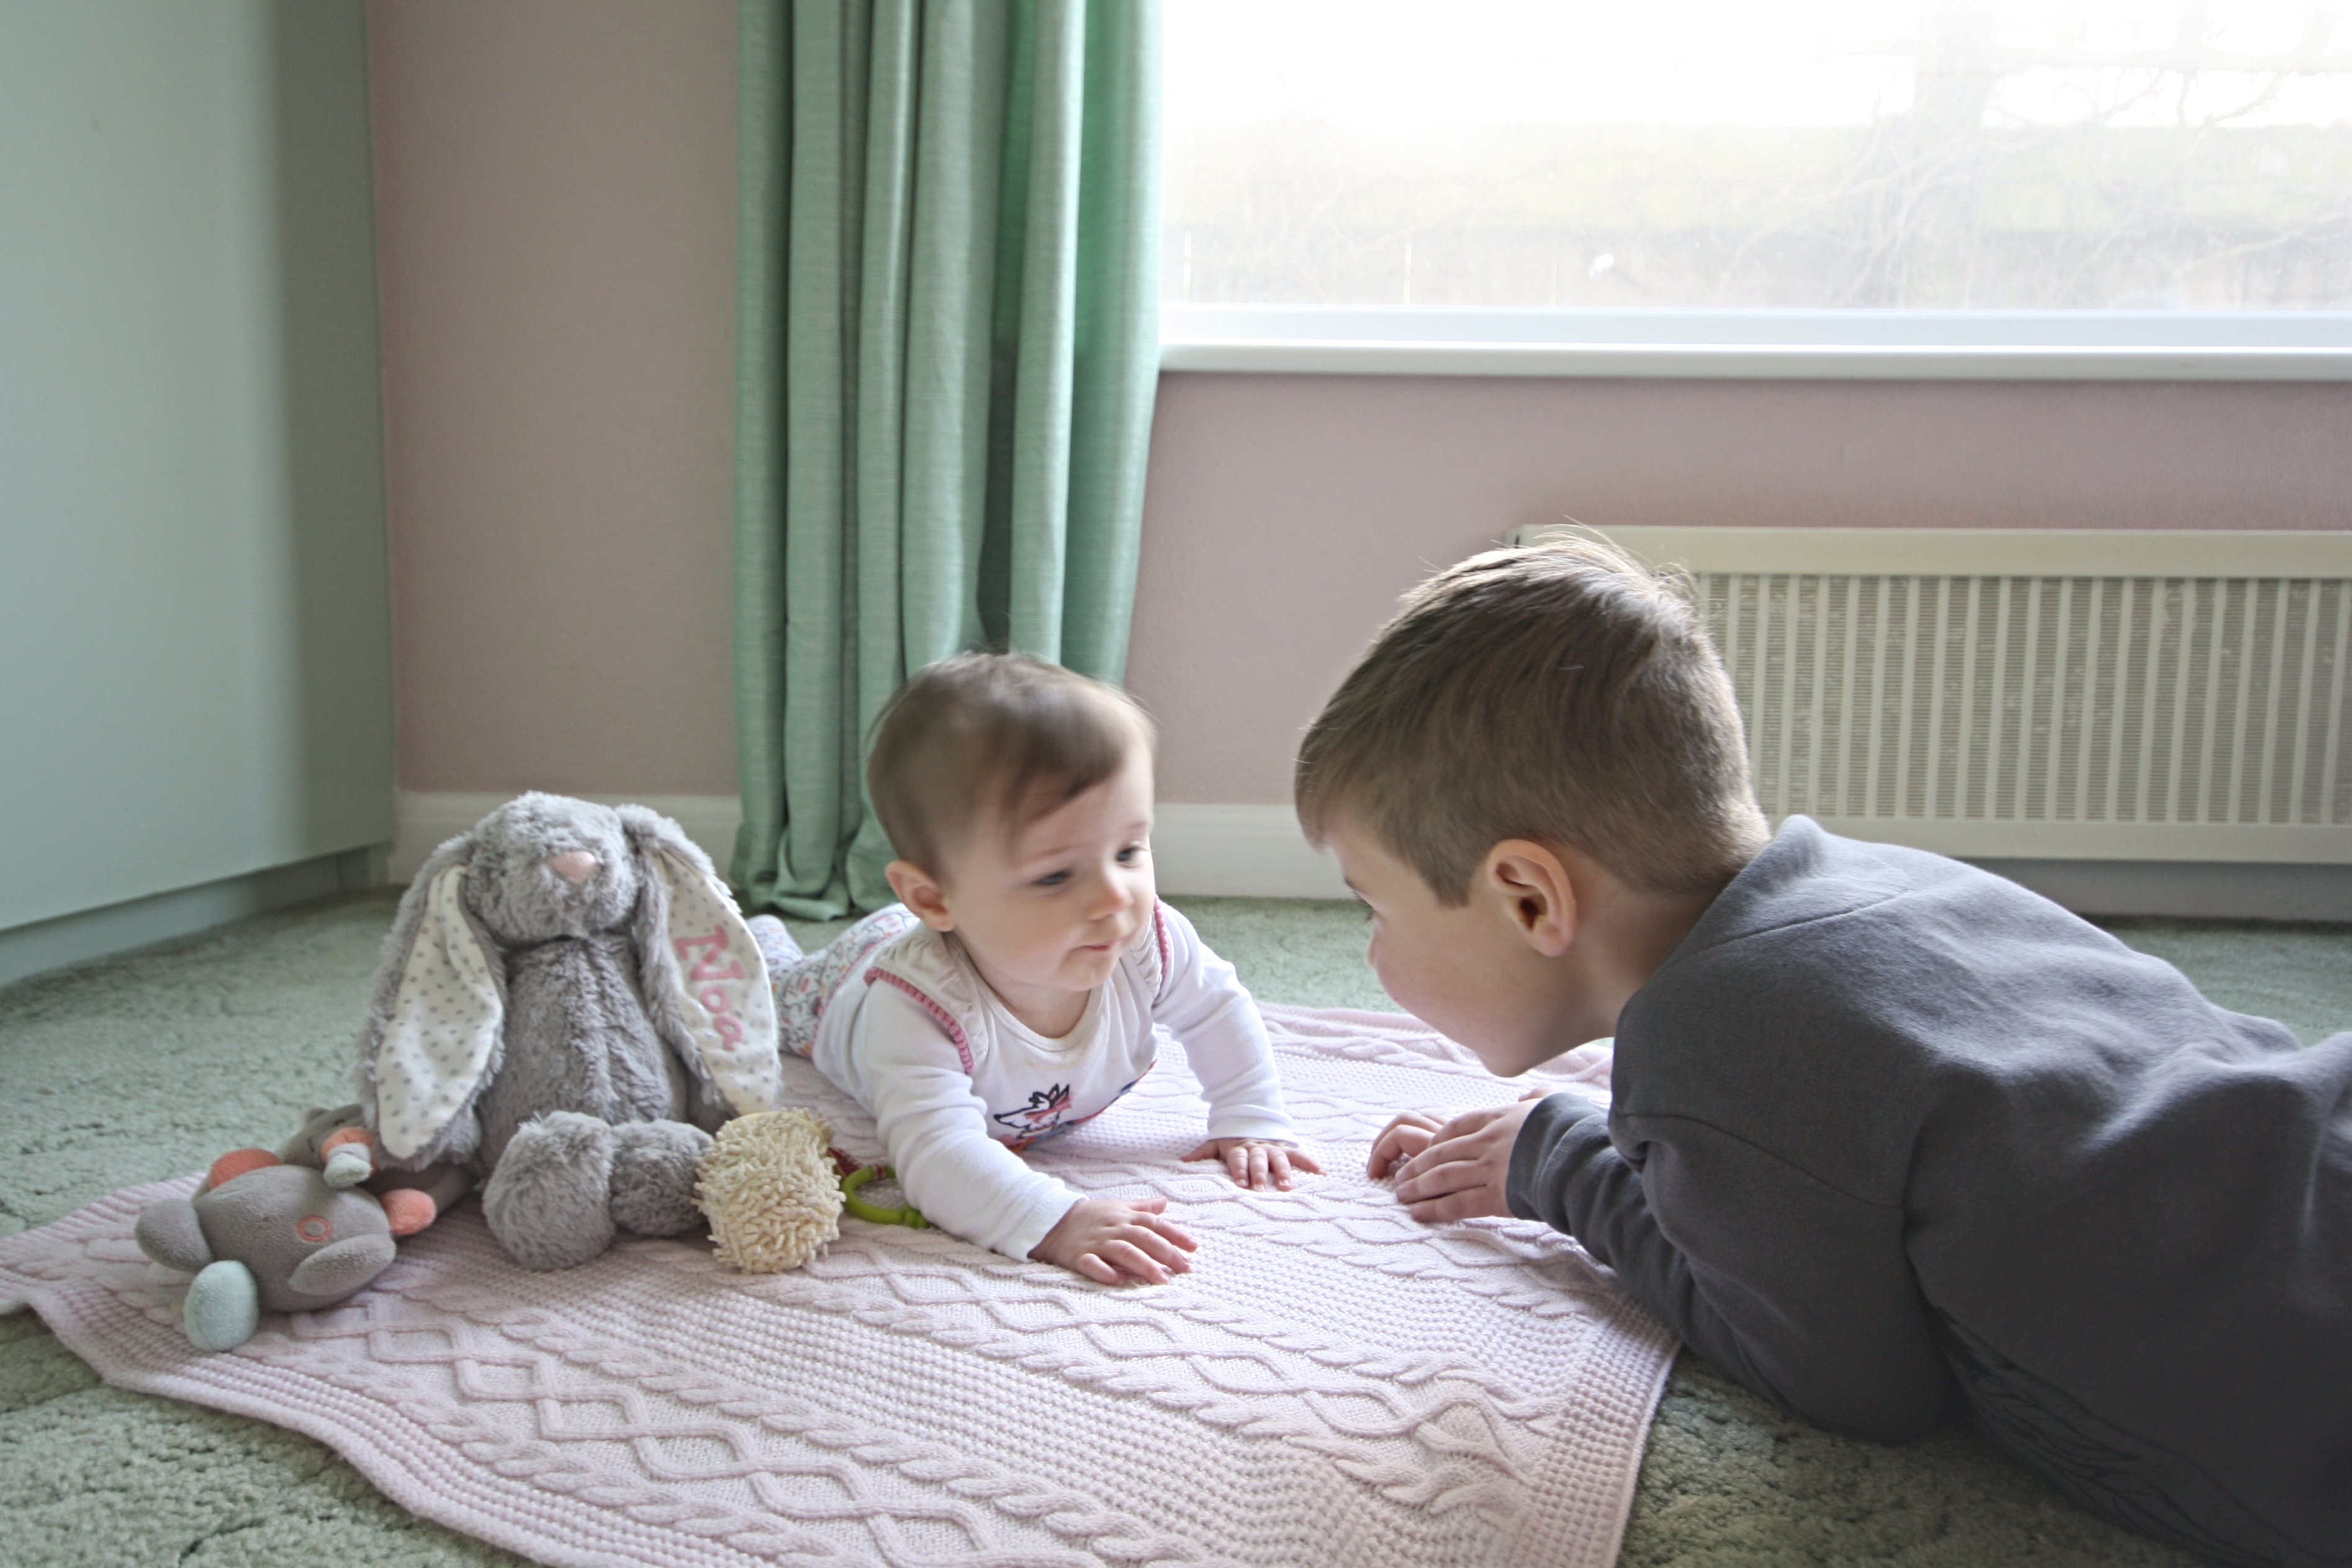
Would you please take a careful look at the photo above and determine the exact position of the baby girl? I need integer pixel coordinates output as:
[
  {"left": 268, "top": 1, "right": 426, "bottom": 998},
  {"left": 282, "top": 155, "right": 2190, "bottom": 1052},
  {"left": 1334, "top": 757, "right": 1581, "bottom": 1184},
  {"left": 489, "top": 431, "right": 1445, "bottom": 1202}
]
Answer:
[{"left": 748, "top": 652, "right": 1318, "bottom": 1284}]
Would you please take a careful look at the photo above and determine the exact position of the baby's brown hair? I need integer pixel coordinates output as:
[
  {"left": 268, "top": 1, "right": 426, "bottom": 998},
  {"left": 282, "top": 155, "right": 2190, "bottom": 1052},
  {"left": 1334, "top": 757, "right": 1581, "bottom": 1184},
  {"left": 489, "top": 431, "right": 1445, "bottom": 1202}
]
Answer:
[
  {"left": 867, "top": 652, "right": 1153, "bottom": 876},
  {"left": 1295, "top": 534, "right": 1769, "bottom": 902}
]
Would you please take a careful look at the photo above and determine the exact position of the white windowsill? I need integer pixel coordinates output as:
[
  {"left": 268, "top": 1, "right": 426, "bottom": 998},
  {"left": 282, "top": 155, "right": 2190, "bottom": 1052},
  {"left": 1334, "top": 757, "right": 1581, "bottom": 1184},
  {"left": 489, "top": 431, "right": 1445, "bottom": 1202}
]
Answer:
[{"left": 1158, "top": 307, "right": 2352, "bottom": 381}]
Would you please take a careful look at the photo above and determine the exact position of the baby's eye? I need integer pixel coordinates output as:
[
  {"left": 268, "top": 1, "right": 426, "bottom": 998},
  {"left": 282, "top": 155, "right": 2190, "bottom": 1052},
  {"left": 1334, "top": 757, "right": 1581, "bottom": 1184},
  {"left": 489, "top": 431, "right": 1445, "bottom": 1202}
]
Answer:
[
  {"left": 1034, "top": 870, "right": 1071, "bottom": 888},
  {"left": 1115, "top": 844, "right": 1144, "bottom": 864}
]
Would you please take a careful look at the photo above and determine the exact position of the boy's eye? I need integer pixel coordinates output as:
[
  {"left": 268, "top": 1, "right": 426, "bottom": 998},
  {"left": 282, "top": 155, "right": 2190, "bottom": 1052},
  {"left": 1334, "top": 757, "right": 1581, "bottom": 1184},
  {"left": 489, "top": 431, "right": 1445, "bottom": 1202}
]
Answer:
[
  {"left": 1034, "top": 870, "right": 1071, "bottom": 888},
  {"left": 1115, "top": 844, "right": 1143, "bottom": 864}
]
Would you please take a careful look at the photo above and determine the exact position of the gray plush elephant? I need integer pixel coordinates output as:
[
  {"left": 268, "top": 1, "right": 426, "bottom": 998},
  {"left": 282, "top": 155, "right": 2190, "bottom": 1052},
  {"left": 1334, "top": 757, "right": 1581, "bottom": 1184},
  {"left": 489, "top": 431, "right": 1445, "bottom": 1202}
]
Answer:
[
  {"left": 356, "top": 793, "right": 782, "bottom": 1271},
  {"left": 137, "top": 1153, "right": 410, "bottom": 1349}
]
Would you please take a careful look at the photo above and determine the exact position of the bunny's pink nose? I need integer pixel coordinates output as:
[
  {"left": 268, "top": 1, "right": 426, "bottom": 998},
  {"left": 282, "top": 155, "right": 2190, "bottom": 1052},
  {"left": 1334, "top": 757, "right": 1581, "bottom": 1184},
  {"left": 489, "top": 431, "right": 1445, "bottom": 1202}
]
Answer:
[{"left": 547, "top": 850, "right": 598, "bottom": 886}]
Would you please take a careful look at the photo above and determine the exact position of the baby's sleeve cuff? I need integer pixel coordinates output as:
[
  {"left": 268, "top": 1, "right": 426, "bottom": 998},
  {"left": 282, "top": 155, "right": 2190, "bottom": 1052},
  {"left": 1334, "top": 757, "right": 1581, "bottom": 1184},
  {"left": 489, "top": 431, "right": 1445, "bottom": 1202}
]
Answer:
[
  {"left": 992, "top": 1184, "right": 1083, "bottom": 1264},
  {"left": 1199, "top": 1113, "right": 1299, "bottom": 1145}
]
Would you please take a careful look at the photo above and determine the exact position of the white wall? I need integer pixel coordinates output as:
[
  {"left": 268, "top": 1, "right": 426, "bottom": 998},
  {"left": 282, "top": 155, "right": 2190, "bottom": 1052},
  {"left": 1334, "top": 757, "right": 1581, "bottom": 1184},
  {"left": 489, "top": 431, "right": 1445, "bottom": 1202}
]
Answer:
[
  {"left": 362, "top": 9, "right": 2352, "bottom": 817},
  {"left": 372, "top": 0, "right": 740, "bottom": 800},
  {"left": 345, "top": 6, "right": 2350, "bottom": 917},
  {"left": 1126, "top": 372, "right": 2352, "bottom": 807}
]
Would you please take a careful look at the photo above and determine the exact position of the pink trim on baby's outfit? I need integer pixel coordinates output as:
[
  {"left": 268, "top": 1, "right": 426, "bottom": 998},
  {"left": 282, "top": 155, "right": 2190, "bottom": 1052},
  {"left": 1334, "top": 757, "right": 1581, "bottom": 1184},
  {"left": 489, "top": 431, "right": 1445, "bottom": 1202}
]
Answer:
[
  {"left": 865, "top": 968, "right": 976, "bottom": 1074},
  {"left": 1152, "top": 903, "right": 1172, "bottom": 1004}
]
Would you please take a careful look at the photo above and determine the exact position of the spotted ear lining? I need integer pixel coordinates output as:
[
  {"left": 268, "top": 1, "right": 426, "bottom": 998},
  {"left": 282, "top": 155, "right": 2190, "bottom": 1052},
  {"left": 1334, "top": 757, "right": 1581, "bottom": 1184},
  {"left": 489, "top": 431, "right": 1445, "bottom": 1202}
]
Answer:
[
  {"left": 370, "top": 864, "right": 502, "bottom": 1160},
  {"left": 646, "top": 846, "right": 783, "bottom": 1116}
]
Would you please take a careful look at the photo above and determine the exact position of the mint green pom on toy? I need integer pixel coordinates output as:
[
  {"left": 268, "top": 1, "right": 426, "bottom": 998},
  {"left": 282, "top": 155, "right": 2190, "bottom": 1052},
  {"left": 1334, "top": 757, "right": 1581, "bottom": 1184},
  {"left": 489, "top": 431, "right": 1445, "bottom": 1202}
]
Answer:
[{"left": 183, "top": 1259, "right": 261, "bottom": 1351}]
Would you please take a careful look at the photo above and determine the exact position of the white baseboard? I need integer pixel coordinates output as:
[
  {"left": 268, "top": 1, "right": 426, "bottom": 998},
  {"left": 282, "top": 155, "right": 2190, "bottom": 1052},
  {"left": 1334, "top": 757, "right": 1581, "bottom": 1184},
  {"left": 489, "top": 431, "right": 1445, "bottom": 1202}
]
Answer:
[
  {"left": 382, "top": 791, "right": 2352, "bottom": 917},
  {"left": 1151, "top": 803, "right": 1349, "bottom": 899},
  {"left": 394, "top": 793, "right": 1347, "bottom": 901},
  {"left": 392, "top": 793, "right": 745, "bottom": 883}
]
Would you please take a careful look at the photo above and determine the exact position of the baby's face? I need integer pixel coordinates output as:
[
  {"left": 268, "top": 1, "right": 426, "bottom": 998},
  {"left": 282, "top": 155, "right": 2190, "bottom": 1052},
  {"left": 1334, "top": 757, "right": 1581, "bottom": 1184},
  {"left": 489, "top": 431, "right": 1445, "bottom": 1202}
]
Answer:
[{"left": 932, "top": 742, "right": 1157, "bottom": 1032}]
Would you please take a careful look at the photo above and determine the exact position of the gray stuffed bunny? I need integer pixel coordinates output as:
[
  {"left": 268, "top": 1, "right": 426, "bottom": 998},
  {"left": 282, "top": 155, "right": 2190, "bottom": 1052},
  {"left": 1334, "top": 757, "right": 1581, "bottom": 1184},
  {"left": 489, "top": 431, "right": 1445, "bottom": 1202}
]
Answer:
[{"left": 356, "top": 793, "right": 782, "bottom": 1271}]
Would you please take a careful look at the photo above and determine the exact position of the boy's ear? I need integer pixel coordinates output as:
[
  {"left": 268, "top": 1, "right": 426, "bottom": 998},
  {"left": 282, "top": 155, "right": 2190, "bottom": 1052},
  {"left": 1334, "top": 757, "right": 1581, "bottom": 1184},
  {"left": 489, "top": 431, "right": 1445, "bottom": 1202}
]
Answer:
[
  {"left": 885, "top": 860, "right": 957, "bottom": 930},
  {"left": 1477, "top": 840, "right": 1577, "bottom": 958}
]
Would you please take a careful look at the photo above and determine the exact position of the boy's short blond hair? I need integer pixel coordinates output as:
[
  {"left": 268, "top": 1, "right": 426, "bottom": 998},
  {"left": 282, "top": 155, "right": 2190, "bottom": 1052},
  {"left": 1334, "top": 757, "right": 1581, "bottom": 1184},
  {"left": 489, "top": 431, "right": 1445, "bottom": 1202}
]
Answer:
[
  {"left": 867, "top": 652, "right": 1153, "bottom": 876},
  {"left": 1295, "top": 536, "right": 1769, "bottom": 901}
]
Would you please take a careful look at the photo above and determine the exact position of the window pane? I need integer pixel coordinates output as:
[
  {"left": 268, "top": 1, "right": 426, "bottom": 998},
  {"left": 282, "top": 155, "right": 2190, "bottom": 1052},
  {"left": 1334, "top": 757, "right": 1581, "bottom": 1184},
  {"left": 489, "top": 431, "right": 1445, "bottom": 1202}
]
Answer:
[{"left": 1163, "top": 0, "right": 2352, "bottom": 310}]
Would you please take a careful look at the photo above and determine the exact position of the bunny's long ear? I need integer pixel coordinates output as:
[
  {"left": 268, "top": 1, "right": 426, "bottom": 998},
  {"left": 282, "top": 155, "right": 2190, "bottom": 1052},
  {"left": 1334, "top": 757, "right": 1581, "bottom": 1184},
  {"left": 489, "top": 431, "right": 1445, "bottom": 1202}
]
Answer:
[
  {"left": 355, "top": 835, "right": 505, "bottom": 1164},
  {"left": 619, "top": 806, "right": 782, "bottom": 1119}
]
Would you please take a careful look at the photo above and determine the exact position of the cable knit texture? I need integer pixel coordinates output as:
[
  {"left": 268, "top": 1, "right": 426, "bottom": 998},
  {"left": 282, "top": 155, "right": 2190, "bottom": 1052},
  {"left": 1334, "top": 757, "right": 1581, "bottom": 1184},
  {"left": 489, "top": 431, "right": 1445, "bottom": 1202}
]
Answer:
[{"left": 0, "top": 1006, "right": 1659, "bottom": 1568}]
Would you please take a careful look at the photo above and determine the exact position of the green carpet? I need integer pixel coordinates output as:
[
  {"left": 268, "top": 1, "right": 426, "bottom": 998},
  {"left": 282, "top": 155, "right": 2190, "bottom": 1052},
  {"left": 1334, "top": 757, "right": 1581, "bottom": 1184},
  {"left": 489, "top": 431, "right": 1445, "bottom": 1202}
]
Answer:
[{"left": 2, "top": 891, "right": 2343, "bottom": 1566}]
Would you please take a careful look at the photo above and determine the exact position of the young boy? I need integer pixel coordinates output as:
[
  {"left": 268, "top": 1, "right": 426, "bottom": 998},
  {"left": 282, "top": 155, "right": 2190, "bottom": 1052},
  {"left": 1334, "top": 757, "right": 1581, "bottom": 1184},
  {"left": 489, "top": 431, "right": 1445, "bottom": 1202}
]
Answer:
[
  {"left": 1302, "top": 537, "right": 2350, "bottom": 1567},
  {"left": 750, "top": 652, "right": 1318, "bottom": 1286}
]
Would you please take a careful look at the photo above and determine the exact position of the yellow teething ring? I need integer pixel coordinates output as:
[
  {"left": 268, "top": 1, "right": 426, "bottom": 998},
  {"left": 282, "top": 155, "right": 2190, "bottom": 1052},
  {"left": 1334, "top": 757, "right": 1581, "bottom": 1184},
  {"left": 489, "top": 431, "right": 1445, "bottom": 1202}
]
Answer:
[{"left": 840, "top": 1165, "right": 928, "bottom": 1228}]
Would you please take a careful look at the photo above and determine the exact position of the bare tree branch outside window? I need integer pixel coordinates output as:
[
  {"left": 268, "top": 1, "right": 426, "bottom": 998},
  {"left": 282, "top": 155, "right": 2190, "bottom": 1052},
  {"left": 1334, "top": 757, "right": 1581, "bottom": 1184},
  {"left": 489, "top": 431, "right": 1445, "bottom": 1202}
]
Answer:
[{"left": 1165, "top": 0, "right": 2352, "bottom": 311}]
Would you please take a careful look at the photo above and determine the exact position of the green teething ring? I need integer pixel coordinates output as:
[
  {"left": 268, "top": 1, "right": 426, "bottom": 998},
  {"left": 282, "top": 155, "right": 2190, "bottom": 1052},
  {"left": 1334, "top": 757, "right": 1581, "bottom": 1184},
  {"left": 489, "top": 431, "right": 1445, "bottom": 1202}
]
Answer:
[{"left": 840, "top": 1165, "right": 928, "bottom": 1228}]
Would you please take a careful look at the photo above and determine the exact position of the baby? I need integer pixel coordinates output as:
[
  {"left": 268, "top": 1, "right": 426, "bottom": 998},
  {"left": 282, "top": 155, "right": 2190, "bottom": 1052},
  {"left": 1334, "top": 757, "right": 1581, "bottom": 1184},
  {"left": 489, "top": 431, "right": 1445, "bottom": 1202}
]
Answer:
[{"left": 747, "top": 652, "right": 1318, "bottom": 1284}]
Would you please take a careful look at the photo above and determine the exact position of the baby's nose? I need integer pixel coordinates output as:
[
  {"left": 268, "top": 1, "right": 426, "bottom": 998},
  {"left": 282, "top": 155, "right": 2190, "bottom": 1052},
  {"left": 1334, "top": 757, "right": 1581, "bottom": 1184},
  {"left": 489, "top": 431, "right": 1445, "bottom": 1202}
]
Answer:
[{"left": 547, "top": 850, "right": 599, "bottom": 886}]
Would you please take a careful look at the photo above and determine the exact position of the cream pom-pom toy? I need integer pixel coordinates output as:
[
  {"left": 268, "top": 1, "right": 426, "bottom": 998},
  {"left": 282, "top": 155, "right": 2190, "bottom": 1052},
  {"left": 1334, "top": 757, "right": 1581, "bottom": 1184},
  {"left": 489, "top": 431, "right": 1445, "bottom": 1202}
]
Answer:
[{"left": 693, "top": 1109, "right": 846, "bottom": 1273}]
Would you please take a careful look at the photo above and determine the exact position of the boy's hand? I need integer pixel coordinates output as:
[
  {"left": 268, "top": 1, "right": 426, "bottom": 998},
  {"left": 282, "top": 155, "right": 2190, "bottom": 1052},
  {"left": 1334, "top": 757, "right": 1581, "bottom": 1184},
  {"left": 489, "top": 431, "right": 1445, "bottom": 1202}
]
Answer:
[
  {"left": 1181, "top": 1137, "right": 1323, "bottom": 1191},
  {"left": 1386, "top": 1099, "right": 1544, "bottom": 1222},
  {"left": 1030, "top": 1196, "right": 1199, "bottom": 1285}
]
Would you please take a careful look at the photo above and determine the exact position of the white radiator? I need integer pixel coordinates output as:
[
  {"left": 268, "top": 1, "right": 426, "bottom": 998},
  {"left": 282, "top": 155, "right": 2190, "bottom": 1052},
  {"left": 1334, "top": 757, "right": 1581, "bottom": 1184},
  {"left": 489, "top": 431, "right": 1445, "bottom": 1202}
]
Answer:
[{"left": 1513, "top": 526, "right": 2352, "bottom": 863}]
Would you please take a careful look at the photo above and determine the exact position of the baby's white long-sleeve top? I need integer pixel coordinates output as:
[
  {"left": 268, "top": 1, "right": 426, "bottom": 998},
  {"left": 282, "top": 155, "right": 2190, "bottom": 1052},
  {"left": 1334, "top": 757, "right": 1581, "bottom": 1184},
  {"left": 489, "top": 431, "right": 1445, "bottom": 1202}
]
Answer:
[{"left": 807, "top": 901, "right": 1295, "bottom": 1261}]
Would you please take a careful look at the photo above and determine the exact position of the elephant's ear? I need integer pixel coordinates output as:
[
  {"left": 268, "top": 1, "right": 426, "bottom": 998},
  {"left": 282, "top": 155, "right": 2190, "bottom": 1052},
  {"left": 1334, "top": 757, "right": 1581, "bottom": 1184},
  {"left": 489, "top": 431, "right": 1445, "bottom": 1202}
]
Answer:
[
  {"left": 286, "top": 1235, "right": 397, "bottom": 1302},
  {"left": 358, "top": 844, "right": 505, "bottom": 1163},
  {"left": 618, "top": 805, "right": 783, "bottom": 1119}
]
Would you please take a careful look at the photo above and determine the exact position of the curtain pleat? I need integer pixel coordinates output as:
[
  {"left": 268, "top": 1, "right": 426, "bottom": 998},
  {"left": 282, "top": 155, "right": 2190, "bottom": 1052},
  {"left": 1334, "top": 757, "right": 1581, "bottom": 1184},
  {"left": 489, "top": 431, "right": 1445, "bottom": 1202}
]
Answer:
[{"left": 734, "top": 0, "right": 1161, "bottom": 918}]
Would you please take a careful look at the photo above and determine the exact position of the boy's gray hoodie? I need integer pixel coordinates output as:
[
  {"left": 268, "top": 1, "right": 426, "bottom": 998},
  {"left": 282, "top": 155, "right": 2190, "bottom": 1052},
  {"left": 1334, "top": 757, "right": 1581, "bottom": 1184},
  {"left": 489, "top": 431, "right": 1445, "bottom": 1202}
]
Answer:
[{"left": 1509, "top": 816, "right": 2351, "bottom": 1567}]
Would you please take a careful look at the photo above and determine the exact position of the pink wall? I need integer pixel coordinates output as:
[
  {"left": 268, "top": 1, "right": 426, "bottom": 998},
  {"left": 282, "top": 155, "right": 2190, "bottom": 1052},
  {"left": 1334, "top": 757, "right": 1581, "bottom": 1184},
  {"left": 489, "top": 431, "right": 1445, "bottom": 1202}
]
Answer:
[
  {"left": 1125, "top": 374, "right": 2352, "bottom": 804},
  {"left": 367, "top": 4, "right": 2352, "bottom": 810},
  {"left": 372, "top": 0, "right": 739, "bottom": 796}
]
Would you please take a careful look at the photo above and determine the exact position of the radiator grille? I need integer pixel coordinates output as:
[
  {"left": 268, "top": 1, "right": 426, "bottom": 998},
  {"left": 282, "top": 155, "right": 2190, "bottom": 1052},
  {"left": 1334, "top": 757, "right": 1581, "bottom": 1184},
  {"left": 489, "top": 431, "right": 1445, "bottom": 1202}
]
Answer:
[
  {"left": 1705, "top": 572, "right": 2351, "bottom": 833},
  {"left": 1509, "top": 526, "right": 2352, "bottom": 862}
]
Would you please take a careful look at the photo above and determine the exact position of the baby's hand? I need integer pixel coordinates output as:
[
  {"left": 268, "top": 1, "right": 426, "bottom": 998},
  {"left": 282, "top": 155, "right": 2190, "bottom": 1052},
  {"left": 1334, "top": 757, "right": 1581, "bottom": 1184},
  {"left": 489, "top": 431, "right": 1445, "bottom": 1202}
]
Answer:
[
  {"left": 1031, "top": 1196, "right": 1198, "bottom": 1286},
  {"left": 1181, "top": 1137, "right": 1323, "bottom": 1191}
]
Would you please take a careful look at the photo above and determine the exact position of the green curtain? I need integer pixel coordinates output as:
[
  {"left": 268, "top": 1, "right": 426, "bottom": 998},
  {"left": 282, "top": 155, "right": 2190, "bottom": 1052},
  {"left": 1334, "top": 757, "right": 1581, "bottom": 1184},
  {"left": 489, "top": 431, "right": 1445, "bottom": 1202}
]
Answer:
[{"left": 732, "top": 0, "right": 1162, "bottom": 919}]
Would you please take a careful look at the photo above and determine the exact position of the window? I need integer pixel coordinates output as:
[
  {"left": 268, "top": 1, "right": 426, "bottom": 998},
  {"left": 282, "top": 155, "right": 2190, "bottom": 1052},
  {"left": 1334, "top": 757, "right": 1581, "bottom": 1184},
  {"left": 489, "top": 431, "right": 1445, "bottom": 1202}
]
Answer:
[{"left": 1161, "top": 0, "right": 2352, "bottom": 372}]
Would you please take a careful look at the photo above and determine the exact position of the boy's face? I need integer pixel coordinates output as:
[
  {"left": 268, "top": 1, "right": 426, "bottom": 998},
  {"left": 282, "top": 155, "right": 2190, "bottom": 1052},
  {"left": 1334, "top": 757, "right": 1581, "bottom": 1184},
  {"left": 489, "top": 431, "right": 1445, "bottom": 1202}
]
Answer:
[
  {"left": 1324, "top": 817, "right": 1582, "bottom": 1078},
  {"left": 909, "top": 739, "right": 1156, "bottom": 1030}
]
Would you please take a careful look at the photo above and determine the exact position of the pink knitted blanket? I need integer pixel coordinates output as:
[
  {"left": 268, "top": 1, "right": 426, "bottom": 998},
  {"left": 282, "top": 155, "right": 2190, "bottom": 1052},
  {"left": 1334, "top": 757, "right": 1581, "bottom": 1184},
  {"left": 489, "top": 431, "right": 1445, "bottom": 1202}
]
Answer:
[{"left": 0, "top": 1007, "right": 1670, "bottom": 1568}]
